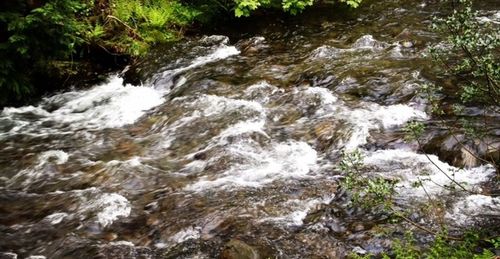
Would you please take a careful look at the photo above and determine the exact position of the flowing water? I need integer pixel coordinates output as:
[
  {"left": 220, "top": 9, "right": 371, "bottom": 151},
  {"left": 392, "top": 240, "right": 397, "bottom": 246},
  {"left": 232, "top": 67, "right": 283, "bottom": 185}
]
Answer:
[{"left": 1, "top": 0, "right": 499, "bottom": 258}]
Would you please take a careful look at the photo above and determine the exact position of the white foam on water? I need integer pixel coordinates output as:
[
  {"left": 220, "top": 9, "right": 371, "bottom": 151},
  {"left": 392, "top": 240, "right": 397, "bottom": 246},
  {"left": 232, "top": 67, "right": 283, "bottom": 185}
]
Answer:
[
  {"left": 245, "top": 81, "right": 276, "bottom": 93},
  {"left": 309, "top": 46, "right": 343, "bottom": 59},
  {"left": 45, "top": 76, "right": 164, "bottom": 129},
  {"left": 1, "top": 41, "right": 240, "bottom": 137},
  {"left": 390, "top": 43, "right": 405, "bottom": 58},
  {"left": 88, "top": 193, "right": 132, "bottom": 227},
  {"left": 369, "top": 103, "right": 427, "bottom": 128},
  {"left": 287, "top": 86, "right": 340, "bottom": 117},
  {"left": 352, "top": 35, "right": 390, "bottom": 50},
  {"left": 477, "top": 11, "right": 500, "bottom": 24},
  {"left": 127, "top": 157, "right": 142, "bottom": 167},
  {"left": 169, "top": 226, "right": 202, "bottom": 243},
  {"left": 190, "top": 46, "right": 240, "bottom": 68},
  {"left": 304, "top": 87, "right": 338, "bottom": 105},
  {"left": 1, "top": 76, "right": 165, "bottom": 135},
  {"left": 259, "top": 196, "right": 334, "bottom": 226},
  {"left": 2, "top": 105, "right": 50, "bottom": 117},
  {"left": 106, "top": 156, "right": 142, "bottom": 167},
  {"left": 159, "top": 94, "right": 266, "bottom": 150},
  {"left": 155, "top": 42, "right": 240, "bottom": 89},
  {"left": 7, "top": 150, "right": 70, "bottom": 189},
  {"left": 308, "top": 35, "right": 390, "bottom": 60},
  {"left": 185, "top": 140, "right": 318, "bottom": 191},
  {"left": 168, "top": 94, "right": 265, "bottom": 121},
  {"left": 244, "top": 81, "right": 282, "bottom": 104},
  {"left": 34, "top": 187, "right": 132, "bottom": 228},
  {"left": 218, "top": 119, "right": 269, "bottom": 139},
  {"left": 363, "top": 149, "right": 495, "bottom": 197},
  {"left": 342, "top": 103, "right": 427, "bottom": 150},
  {"left": 446, "top": 195, "right": 500, "bottom": 226},
  {"left": 363, "top": 149, "right": 498, "bottom": 226},
  {"left": 38, "top": 150, "right": 69, "bottom": 165},
  {"left": 195, "top": 95, "right": 265, "bottom": 117},
  {"left": 44, "top": 212, "right": 69, "bottom": 225},
  {"left": 293, "top": 86, "right": 426, "bottom": 150},
  {"left": 200, "top": 35, "right": 230, "bottom": 45},
  {"left": 70, "top": 189, "right": 132, "bottom": 227},
  {"left": 154, "top": 242, "right": 168, "bottom": 249},
  {"left": 108, "top": 241, "right": 135, "bottom": 246}
]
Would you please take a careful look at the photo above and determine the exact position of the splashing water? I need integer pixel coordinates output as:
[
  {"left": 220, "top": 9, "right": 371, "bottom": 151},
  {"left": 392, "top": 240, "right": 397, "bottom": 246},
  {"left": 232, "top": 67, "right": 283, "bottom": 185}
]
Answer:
[{"left": 0, "top": 1, "right": 499, "bottom": 258}]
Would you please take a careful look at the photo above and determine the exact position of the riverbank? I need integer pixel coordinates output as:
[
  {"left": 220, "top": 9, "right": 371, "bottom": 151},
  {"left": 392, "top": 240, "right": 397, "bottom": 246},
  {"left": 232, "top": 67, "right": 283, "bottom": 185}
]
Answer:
[
  {"left": 1, "top": 0, "right": 364, "bottom": 107},
  {"left": 0, "top": 0, "right": 498, "bottom": 257}
]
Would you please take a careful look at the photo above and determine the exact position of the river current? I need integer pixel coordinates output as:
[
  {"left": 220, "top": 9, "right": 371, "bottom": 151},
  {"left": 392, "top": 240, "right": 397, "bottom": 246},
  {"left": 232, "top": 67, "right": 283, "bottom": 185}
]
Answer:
[{"left": 1, "top": 0, "right": 499, "bottom": 258}]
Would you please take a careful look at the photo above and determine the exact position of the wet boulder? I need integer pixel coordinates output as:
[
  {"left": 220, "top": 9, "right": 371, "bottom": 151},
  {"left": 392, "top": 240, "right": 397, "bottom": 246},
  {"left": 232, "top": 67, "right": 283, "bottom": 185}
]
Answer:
[
  {"left": 421, "top": 131, "right": 499, "bottom": 169},
  {"left": 236, "top": 37, "right": 268, "bottom": 55}
]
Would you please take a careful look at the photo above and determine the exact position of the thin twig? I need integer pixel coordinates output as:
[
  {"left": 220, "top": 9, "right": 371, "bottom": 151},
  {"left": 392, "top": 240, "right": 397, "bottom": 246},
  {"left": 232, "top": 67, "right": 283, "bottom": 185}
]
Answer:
[
  {"left": 105, "top": 15, "right": 143, "bottom": 40},
  {"left": 416, "top": 139, "right": 477, "bottom": 194},
  {"left": 391, "top": 208, "right": 463, "bottom": 241}
]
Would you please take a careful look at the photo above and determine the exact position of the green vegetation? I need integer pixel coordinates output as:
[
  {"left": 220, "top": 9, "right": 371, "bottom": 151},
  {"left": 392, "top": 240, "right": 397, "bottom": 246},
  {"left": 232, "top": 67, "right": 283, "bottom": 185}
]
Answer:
[
  {"left": 0, "top": 0, "right": 89, "bottom": 104},
  {"left": 430, "top": 0, "right": 499, "bottom": 107},
  {"left": 340, "top": 2, "right": 499, "bottom": 257},
  {"left": 339, "top": 150, "right": 397, "bottom": 210},
  {"left": 104, "top": 0, "right": 199, "bottom": 55},
  {"left": 385, "top": 232, "right": 499, "bottom": 259},
  {"left": 425, "top": 0, "right": 499, "bottom": 172},
  {"left": 0, "top": 0, "right": 364, "bottom": 106},
  {"left": 232, "top": 0, "right": 316, "bottom": 16},
  {"left": 0, "top": 0, "right": 199, "bottom": 105},
  {"left": 350, "top": 232, "right": 499, "bottom": 258},
  {"left": 339, "top": 150, "right": 499, "bottom": 259}
]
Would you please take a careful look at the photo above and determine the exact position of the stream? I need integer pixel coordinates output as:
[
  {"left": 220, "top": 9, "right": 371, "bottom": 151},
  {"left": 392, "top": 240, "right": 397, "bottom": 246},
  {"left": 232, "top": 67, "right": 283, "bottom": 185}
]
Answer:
[{"left": 1, "top": 0, "right": 499, "bottom": 258}]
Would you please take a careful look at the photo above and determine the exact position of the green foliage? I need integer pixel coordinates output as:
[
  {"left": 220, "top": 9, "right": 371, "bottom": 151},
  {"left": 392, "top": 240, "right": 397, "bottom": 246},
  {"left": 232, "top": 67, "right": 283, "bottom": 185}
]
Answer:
[
  {"left": 425, "top": 0, "right": 499, "bottom": 171},
  {"left": 348, "top": 252, "right": 374, "bottom": 259},
  {"left": 430, "top": 0, "right": 499, "bottom": 107},
  {"left": 380, "top": 231, "right": 498, "bottom": 259},
  {"left": 107, "top": 0, "right": 199, "bottom": 55},
  {"left": 282, "top": 0, "right": 314, "bottom": 15},
  {"left": 403, "top": 121, "right": 425, "bottom": 142},
  {"left": 339, "top": 150, "right": 397, "bottom": 210},
  {"left": 0, "top": 59, "right": 31, "bottom": 104},
  {"left": 0, "top": 0, "right": 199, "bottom": 104},
  {"left": 341, "top": 4, "right": 498, "bottom": 257},
  {"left": 0, "top": 0, "right": 365, "bottom": 105},
  {"left": 339, "top": 0, "right": 363, "bottom": 8},
  {"left": 234, "top": 0, "right": 269, "bottom": 17},
  {"left": 418, "top": 84, "right": 444, "bottom": 116},
  {"left": 0, "top": 0, "right": 90, "bottom": 104},
  {"left": 233, "top": 0, "right": 363, "bottom": 17},
  {"left": 387, "top": 231, "right": 422, "bottom": 259},
  {"left": 85, "top": 23, "right": 106, "bottom": 43},
  {"left": 338, "top": 150, "right": 497, "bottom": 258},
  {"left": 5, "top": 0, "right": 87, "bottom": 59},
  {"left": 111, "top": 0, "right": 199, "bottom": 29}
]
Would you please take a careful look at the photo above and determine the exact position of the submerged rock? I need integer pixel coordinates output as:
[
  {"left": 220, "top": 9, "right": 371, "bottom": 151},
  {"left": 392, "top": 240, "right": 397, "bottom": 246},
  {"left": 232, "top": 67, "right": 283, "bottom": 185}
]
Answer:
[
  {"left": 96, "top": 241, "right": 153, "bottom": 259},
  {"left": 220, "top": 239, "right": 260, "bottom": 259},
  {"left": 0, "top": 252, "right": 17, "bottom": 259}
]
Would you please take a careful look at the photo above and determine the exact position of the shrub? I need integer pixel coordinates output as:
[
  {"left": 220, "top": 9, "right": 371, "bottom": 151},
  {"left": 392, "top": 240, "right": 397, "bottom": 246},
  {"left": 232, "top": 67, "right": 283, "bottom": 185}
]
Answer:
[
  {"left": 0, "top": 0, "right": 89, "bottom": 104},
  {"left": 0, "top": 0, "right": 365, "bottom": 105},
  {"left": 232, "top": 0, "right": 364, "bottom": 17},
  {"left": 0, "top": 0, "right": 199, "bottom": 105},
  {"left": 106, "top": 0, "right": 200, "bottom": 55},
  {"left": 426, "top": 0, "right": 499, "bottom": 171}
]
